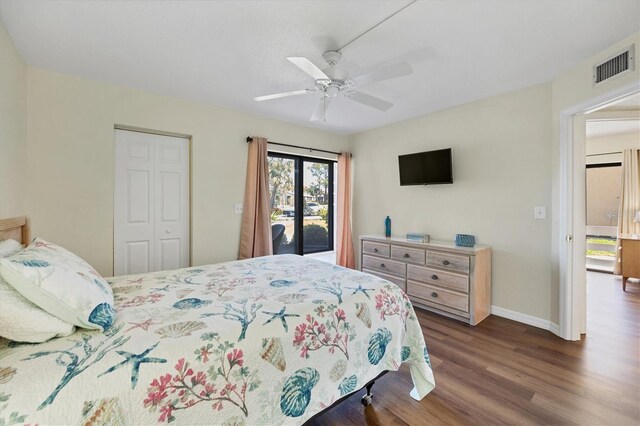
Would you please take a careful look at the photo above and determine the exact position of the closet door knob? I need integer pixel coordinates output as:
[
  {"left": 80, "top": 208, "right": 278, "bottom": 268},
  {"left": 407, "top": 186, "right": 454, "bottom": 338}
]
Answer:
[
  {"left": 431, "top": 292, "right": 438, "bottom": 298},
  {"left": 431, "top": 274, "right": 438, "bottom": 280},
  {"left": 442, "top": 260, "right": 450, "bottom": 266}
]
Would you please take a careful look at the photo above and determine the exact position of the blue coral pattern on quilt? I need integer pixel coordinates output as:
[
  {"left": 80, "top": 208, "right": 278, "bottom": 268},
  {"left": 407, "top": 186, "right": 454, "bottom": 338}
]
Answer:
[{"left": 0, "top": 255, "right": 435, "bottom": 425}]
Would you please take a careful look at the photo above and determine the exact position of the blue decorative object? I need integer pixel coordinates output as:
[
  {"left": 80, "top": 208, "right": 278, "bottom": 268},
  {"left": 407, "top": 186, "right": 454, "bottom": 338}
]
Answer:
[
  {"left": 455, "top": 234, "right": 475, "bottom": 247},
  {"left": 367, "top": 327, "right": 392, "bottom": 365},
  {"left": 88, "top": 303, "right": 115, "bottom": 330},
  {"left": 406, "top": 233, "right": 429, "bottom": 243},
  {"left": 280, "top": 367, "right": 320, "bottom": 417},
  {"left": 384, "top": 216, "right": 391, "bottom": 238}
]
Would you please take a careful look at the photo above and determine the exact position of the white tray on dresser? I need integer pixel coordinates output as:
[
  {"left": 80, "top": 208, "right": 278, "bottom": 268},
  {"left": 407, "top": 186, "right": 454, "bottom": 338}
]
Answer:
[{"left": 359, "top": 235, "right": 492, "bottom": 325}]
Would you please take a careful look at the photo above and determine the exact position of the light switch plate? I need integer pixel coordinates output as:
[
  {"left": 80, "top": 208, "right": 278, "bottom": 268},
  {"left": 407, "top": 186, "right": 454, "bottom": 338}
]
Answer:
[
  {"left": 234, "top": 204, "right": 243, "bottom": 214},
  {"left": 534, "top": 206, "right": 546, "bottom": 219}
]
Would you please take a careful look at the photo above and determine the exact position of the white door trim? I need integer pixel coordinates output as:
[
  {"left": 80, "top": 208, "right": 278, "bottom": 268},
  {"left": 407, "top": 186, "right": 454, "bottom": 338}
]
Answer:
[{"left": 558, "top": 81, "right": 640, "bottom": 341}]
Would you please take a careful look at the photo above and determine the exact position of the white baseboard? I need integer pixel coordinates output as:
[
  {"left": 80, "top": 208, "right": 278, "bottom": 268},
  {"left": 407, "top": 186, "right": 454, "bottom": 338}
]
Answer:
[{"left": 491, "top": 305, "right": 560, "bottom": 336}]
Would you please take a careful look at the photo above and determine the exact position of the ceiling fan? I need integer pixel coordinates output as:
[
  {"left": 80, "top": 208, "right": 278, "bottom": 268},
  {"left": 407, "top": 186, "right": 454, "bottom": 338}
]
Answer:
[{"left": 254, "top": 50, "right": 413, "bottom": 121}]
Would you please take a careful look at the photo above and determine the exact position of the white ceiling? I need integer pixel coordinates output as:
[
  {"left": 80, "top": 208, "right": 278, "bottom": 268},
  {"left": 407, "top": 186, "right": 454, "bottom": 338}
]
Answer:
[
  {"left": 1, "top": 0, "right": 639, "bottom": 135},
  {"left": 586, "top": 120, "right": 640, "bottom": 138}
]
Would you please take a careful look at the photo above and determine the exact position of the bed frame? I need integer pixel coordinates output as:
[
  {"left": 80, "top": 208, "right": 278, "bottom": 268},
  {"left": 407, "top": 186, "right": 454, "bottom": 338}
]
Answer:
[
  {"left": 0, "top": 216, "right": 30, "bottom": 245},
  {"left": 0, "top": 216, "right": 388, "bottom": 422},
  {"left": 303, "top": 370, "right": 388, "bottom": 424}
]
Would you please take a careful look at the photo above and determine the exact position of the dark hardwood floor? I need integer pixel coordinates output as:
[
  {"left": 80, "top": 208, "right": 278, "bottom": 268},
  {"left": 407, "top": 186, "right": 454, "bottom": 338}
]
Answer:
[{"left": 310, "top": 273, "right": 640, "bottom": 425}]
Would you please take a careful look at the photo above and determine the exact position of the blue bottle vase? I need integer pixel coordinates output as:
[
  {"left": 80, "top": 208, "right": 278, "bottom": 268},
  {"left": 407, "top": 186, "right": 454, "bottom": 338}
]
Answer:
[{"left": 385, "top": 216, "right": 391, "bottom": 238}]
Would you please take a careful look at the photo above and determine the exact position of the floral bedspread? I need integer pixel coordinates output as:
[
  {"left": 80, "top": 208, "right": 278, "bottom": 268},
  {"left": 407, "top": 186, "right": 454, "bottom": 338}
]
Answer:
[{"left": 0, "top": 255, "right": 435, "bottom": 425}]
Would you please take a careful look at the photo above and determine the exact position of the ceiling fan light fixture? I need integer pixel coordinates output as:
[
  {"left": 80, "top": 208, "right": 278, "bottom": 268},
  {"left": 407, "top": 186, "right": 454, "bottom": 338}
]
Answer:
[
  {"left": 322, "top": 50, "right": 342, "bottom": 66},
  {"left": 326, "top": 85, "right": 339, "bottom": 98}
]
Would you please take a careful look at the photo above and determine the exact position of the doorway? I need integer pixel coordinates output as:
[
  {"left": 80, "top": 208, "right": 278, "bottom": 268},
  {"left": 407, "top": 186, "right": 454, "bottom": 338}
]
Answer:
[
  {"left": 267, "top": 152, "right": 336, "bottom": 256},
  {"left": 559, "top": 87, "right": 640, "bottom": 340},
  {"left": 114, "top": 128, "right": 191, "bottom": 275}
]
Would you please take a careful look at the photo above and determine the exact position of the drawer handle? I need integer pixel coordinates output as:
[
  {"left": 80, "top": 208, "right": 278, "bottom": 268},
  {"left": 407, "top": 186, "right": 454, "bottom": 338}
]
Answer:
[
  {"left": 380, "top": 263, "right": 385, "bottom": 268},
  {"left": 373, "top": 248, "right": 378, "bottom": 252},
  {"left": 403, "top": 253, "right": 410, "bottom": 258},
  {"left": 431, "top": 292, "right": 438, "bottom": 298},
  {"left": 431, "top": 274, "right": 438, "bottom": 280},
  {"left": 442, "top": 260, "right": 450, "bottom": 266}
]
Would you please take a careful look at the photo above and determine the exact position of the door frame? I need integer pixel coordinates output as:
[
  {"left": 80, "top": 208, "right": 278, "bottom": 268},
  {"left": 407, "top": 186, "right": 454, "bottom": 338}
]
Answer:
[
  {"left": 558, "top": 81, "right": 640, "bottom": 341},
  {"left": 113, "top": 124, "right": 193, "bottom": 275},
  {"left": 268, "top": 151, "right": 336, "bottom": 255}
]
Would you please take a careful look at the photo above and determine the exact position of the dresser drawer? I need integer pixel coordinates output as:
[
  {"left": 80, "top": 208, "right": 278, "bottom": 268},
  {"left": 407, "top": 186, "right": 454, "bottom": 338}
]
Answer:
[
  {"left": 391, "top": 246, "right": 426, "bottom": 265},
  {"left": 427, "top": 251, "right": 470, "bottom": 274},
  {"left": 407, "top": 264, "right": 469, "bottom": 293},
  {"left": 407, "top": 281, "right": 469, "bottom": 313},
  {"left": 363, "top": 268, "right": 406, "bottom": 292},
  {"left": 362, "top": 241, "right": 390, "bottom": 258},
  {"left": 362, "top": 255, "right": 406, "bottom": 277}
]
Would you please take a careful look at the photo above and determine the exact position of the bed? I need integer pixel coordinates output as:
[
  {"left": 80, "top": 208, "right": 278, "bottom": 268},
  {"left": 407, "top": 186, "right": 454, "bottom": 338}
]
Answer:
[{"left": 0, "top": 217, "right": 435, "bottom": 425}]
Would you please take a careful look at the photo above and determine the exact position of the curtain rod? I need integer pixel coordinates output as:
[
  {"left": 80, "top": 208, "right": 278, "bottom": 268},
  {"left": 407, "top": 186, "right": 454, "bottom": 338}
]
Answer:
[
  {"left": 246, "top": 137, "right": 347, "bottom": 157},
  {"left": 586, "top": 151, "right": 623, "bottom": 157}
]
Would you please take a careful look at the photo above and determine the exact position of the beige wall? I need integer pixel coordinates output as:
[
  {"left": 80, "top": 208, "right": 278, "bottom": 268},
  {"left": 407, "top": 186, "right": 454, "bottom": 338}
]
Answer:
[
  {"left": 586, "top": 166, "right": 622, "bottom": 227},
  {"left": 586, "top": 130, "right": 640, "bottom": 165},
  {"left": 26, "top": 68, "right": 350, "bottom": 275},
  {"left": 11, "top": 18, "right": 640, "bottom": 327},
  {"left": 351, "top": 83, "right": 553, "bottom": 320},
  {"left": 550, "top": 32, "right": 640, "bottom": 323},
  {"left": 586, "top": 129, "right": 638, "bottom": 228},
  {"left": 0, "top": 20, "right": 27, "bottom": 217}
]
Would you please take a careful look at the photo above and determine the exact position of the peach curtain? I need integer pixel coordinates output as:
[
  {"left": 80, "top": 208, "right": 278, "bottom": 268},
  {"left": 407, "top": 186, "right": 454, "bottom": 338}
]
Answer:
[
  {"left": 336, "top": 152, "right": 355, "bottom": 268},
  {"left": 239, "top": 137, "right": 273, "bottom": 259},
  {"left": 614, "top": 148, "right": 640, "bottom": 274}
]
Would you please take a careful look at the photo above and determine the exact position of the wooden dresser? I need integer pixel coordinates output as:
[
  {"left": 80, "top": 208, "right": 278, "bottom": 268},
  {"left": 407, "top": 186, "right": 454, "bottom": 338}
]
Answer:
[
  {"left": 359, "top": 235, "right": 492, "bottom": 325},
  {"left": 619, "top": 234, "right": 640, "bottom": 291}
]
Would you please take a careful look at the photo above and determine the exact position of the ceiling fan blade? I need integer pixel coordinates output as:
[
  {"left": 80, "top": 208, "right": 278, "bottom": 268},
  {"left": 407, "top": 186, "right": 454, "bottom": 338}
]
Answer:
[
  {"left": 254, "top": 89, "right": 313, "bottom": 102},
  {"left": 287, "top": 57, "right": 330, "bottom": 81},
  {"left": 347, "top": 91, "right": 393, "bottom": 111},
  {"left": 352, "top": 62, "right": 413, "bottom": 87},
  {"left": 310, "top": 96, "right": 333, "bottom": 122}
]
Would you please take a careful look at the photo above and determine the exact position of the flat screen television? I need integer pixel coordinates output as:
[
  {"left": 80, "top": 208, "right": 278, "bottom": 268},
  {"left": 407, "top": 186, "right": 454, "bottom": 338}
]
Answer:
[{"left": 398, "top": 148, "right": 453, "bottom": 185}]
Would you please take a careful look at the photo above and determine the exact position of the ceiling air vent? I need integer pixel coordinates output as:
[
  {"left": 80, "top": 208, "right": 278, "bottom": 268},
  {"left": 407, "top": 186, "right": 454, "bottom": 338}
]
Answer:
[{"left": 593, "top": 45, "right": 635, "bottom": 86}]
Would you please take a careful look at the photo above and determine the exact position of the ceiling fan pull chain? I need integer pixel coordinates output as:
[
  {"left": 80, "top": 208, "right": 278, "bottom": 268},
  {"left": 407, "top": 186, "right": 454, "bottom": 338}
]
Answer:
[{"left": 337, "top": 0, "right": 418, "bottom": 52}]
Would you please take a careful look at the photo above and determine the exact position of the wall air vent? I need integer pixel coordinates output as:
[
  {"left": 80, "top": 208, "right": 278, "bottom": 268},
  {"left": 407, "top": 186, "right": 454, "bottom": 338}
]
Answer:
[{"left": 593, "top": 45, "right": 635, "bottom": 86}]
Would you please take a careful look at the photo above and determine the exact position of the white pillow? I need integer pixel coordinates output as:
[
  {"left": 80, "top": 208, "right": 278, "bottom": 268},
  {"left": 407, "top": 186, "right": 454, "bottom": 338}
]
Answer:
[
  {"left": 0, "top": 274, "right": 75, "bottom": 342},
  {"left": 0, "top": 239, "right": 75, "bottom": 342},
  {"left": 0, "top": 238, "right": 115, "bottom": 331},
  {"left": 0, "top": 238, "right": 23, "bottom": 257}
]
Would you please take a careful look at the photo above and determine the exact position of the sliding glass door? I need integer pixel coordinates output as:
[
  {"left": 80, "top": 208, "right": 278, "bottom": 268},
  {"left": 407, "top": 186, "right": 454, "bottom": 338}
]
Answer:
[{"left": 268, "top": 153, "right": 335, "bottom": 255}]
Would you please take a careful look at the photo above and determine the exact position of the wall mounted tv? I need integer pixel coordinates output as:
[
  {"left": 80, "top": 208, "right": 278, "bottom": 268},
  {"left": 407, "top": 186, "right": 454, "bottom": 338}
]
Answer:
[{"left": 398, "top": 148, "right": 453, "bottom": 186}]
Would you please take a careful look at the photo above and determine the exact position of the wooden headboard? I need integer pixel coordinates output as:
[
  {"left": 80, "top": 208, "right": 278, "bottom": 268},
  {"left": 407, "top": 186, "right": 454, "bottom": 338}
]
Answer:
[{"left": 0, "top": 217, "right": 31, "bottom": 245}]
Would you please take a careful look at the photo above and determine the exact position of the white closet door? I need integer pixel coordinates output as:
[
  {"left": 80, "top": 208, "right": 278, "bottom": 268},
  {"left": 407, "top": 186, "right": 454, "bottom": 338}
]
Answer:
[
  {"left": 154, "top": 135, "right": 190, "bottom": 271},
  {"left": 114, "top": 129, "right": 189, "bottom": 275}
]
